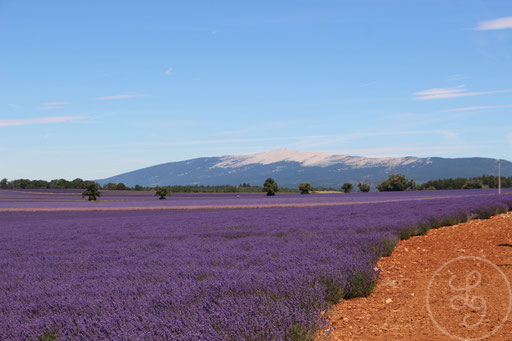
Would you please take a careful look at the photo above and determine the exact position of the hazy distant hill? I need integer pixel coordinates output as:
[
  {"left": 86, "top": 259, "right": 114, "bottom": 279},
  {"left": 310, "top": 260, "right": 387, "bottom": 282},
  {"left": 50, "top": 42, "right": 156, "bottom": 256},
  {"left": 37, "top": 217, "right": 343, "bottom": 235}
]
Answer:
[{"left": 96, "top": 149, "right": 512, "bottom": 188}]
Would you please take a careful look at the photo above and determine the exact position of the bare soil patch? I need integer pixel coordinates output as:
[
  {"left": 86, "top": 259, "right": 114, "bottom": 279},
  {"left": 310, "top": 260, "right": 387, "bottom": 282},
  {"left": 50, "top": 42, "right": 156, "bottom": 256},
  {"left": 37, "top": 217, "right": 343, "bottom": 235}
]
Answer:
[{"left": 322, "top": 212, "right": 512, "bottom": 341}]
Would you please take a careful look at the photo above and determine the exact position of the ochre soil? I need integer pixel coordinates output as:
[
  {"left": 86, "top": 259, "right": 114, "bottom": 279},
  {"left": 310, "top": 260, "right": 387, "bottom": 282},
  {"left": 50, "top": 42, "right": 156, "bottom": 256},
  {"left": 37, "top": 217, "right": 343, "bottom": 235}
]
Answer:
[{"left": 320, "top": 212, "right": 512, "bottom": 341}]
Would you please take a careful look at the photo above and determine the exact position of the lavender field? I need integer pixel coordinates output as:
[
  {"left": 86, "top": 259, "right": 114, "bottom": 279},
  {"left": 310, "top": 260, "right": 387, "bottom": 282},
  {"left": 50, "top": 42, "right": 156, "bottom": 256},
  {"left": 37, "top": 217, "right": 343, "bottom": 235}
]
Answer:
[
  {"left": 1, "top": 188, "right": 509, "bottom": 210},
  {"left": 1, "top": 190, "right": 512, "bottom": 340}
]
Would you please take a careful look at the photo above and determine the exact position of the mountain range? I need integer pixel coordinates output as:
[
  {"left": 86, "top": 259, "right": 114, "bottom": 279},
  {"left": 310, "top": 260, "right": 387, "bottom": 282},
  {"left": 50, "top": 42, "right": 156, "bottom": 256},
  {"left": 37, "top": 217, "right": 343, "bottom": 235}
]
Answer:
[{"left": 96, "top": 149, "right": 512, "bottom": 188}]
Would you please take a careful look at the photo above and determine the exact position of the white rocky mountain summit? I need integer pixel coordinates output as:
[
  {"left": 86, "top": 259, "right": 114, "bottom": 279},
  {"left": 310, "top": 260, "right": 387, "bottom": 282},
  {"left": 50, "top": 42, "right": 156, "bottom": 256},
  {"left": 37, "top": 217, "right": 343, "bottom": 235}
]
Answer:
[{"left": 213, "top": 149, "right": 426, "bottom": 169}]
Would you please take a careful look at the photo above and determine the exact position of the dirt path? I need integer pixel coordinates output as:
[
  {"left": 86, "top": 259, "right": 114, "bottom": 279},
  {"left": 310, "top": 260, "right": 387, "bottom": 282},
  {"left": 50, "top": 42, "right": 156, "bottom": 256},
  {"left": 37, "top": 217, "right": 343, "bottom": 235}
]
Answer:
[{"left": 322, "top": 212, "right": 512, "bottom": 341}]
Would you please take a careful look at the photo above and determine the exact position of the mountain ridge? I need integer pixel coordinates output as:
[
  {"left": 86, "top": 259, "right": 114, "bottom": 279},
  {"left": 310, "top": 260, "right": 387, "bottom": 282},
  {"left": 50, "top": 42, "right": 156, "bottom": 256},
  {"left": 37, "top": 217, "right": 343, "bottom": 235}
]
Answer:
[{"left": 96, "top": 149, "right": 512, "bottom": 188}]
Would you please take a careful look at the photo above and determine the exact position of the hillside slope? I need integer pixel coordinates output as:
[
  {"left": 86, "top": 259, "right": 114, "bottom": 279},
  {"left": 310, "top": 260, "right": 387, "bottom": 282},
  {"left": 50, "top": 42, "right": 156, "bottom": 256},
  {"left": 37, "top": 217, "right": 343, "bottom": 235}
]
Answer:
[{"left": 96, "top": 149, "right": 511, "bottom": 188}]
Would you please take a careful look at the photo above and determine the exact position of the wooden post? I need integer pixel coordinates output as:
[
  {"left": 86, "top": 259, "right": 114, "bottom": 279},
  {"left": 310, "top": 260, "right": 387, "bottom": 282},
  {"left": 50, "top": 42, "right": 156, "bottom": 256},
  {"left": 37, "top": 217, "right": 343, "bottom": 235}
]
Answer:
[{"left": 498, "top": 159, "right": 501, "bottom": 195}]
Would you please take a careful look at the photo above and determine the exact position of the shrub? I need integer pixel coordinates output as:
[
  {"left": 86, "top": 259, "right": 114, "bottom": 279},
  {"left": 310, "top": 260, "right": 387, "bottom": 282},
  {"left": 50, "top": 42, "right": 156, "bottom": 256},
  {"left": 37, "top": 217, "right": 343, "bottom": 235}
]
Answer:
[
  {"left": 474, "top": 207, "right": 493, "bottom": 219},
  {"left": 82, "top": 184, "right": 101, "bottom": 201},
  {"left": 428, "top": 216, "right": 443, "bottom": 228},
  {"left": 495, "top": 204, "right": 509, "bottom": 215},
  {"left": 298, "top": 183, "right": 312, "bottom": 195},
  {"left": 454, "top": 211, "right": 469, "bottom": 223},
  {"left": 341, "top": 183, "right": 353, "bottom": 193},
  {"left": 263, "top": 178, "right": 279, "bottom": 196},
  {"left": 320, "top": 276, "right": 346, "bottom": 305},
  {"left": 442, "top": 216, "right": 458, "bottom": 226},
  {"left": 377, "top": 174, "right": 416, "bottom": 192},
  {"left": 357, "top": 182, "right": 371, "bottom": 192},
  {"left": 380, "top": 237, "right": 399, "bottom": 257},
  {"left": 398, "top": 228, "right": 412, "bottom": 240},
  {"left": 416, "top": 222, "right": 430, "bottom": 235},
  {"left": 155, "top": 187, "right": 170, "bottom": 200},
  {"left": 344, "top": 270, "right": 377, "bottom": 299}
]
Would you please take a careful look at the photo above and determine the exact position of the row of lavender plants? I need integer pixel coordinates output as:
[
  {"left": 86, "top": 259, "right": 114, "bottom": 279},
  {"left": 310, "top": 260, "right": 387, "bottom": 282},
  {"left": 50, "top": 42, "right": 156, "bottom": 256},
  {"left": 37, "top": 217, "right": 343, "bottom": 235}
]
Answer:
[
  {"left": 0, "top": 188, "right": 505, "bottom": 209},
  {"left": 1, "top": 194, "right": 512, "bottom": 340}
]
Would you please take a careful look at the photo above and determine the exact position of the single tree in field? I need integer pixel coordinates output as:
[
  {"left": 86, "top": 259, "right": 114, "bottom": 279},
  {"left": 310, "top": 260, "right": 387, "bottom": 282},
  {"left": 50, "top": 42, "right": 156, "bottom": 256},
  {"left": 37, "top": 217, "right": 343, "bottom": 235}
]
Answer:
[
  {"left": 357, "top": 182, "right": 371, "bottom": 192},
  {"left": 298, "top": 182, "right": 312, "bottom": 194},
  {"left": 0, "top": 178, "right": 8, "bottom": 189},
  {"left": 376, "top": 174, "right": 416, "bottom": 192},
  {"left": 82, "top": 184, "right": 101, "bottom": 201},
  {"left": 341, "top": 182, "right": 353, "bottom": 193},
  {"left": 262, "top": 178, "right": 279, "bottom": 196},
  {"left": 155, "top": 187, "right": 170, "bottom": 200}
]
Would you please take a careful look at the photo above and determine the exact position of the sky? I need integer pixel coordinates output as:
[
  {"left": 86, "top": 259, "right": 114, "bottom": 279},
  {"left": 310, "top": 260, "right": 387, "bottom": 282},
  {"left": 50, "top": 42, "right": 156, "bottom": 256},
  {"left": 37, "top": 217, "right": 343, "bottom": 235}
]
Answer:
[{"left": 1, "top": 0, "right": 512, "bottom": 180}]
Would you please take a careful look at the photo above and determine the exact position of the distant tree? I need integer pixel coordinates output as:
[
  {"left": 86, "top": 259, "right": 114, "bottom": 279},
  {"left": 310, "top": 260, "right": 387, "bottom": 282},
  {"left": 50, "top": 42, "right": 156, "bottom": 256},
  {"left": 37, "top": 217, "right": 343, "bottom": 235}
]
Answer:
[
  {"left": 0, "top": 178, "right": 8, "bottom": 189},
  {"left": 71, "top": 178, "right": 84, "bottom": 189},
  {"left": 115, "top": 183, "right": 127, "bottom": 191},
  {"left": 462, "top": 179, "right": 483, "bottom": 189},
  {"left": 134, "top": 185, "right": 143, "bottom": 191},
  {"left": 155, "top": 187, "right": 170, "bottom": 200},
  {"left": 406, "top": 179, "right": 417, "bottom": 191},
  {"left": 358, "top": 182, "right": 371, "bottom": 192},
  {"left": 377, "top": 174, "right": 416, "bottom": 192},
  {"left": 341, "top": 182, "right": 353, "bottom": 193},
  {"left": 104, "top": 183, "right": 118, "bottom": 190},
  {"left": 262, "top": 178, "right": 279, "bottom": 196},
  {"left": 82, "top": 184, "right": 101, "bottom": 201},
  {"left": 298, "top": 182, "right": 312, "bottom": 194},
  {"left": 49, "top": 179, "right": 67, "bottom": 189}
]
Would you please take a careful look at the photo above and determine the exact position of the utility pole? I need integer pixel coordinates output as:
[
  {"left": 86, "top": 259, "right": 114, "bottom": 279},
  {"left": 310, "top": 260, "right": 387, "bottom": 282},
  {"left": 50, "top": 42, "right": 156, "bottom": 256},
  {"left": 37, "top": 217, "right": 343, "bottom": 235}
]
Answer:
[{"left": 498, "top": 159, "right": 501, "bottom": 195}]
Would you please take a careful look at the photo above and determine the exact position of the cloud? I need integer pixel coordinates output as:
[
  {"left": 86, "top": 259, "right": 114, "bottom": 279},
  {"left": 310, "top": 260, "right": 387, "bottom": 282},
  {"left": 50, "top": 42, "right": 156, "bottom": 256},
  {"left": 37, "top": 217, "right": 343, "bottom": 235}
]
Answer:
[
  {"left": 413, "top": 85, "right": 512, "bottom": 100},
  {"left": 437, "top": 130, "right": 458, "bottom": 140},
  {"left": 40, "top": 106, "right": 64, "bottom": 110},
  {"left": 164, "top": 67, "right": 173, "bottom": 76},
  {"left": 96, "top": 94, "right": 147, "bottom": 100},
  {"left": 41, "top": 101, "right": 70, "bottom": 106},
  {"left": 443, "top": 105, "right": 512, "bottom": 112},
  {"left": 0, "top": 116, "right": 86, "bottom": 127},
  {"left": 474, "top": 16, "right": 512, "bottom": 31}
]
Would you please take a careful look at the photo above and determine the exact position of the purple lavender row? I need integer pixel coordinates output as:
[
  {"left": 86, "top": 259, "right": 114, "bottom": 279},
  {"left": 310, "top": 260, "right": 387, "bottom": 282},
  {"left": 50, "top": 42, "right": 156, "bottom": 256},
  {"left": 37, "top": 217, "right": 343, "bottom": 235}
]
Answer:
[{"left": 0, "top": 188, "right": 506, "bottom": 209}]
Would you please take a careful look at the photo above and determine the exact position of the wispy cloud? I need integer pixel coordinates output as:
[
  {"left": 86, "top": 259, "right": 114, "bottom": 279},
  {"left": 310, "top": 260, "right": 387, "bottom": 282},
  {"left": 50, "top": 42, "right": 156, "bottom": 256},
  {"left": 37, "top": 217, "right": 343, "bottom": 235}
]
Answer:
[
  {"left": 413, "top": 85, "right": 511, "bottom": 100},
  {"left": 7, "top": 104, "right": 18, "bottom": 108},
  {"left": 443, "top": 104, "right": 512, "bottom": 112},
  {"left": 96, "top": 94, "right": 147, "bottom": 100},
  {"left": 0, "top": 116, "right": 86, "bottom": 127},
  {"left": 164, "top": 67, "right": 173, "bottom": 76},
  {"left": 474, "top": 16, "right": 512, "bottom": 31},
  {"left": 40, "top": 106, "right": 64, "bottom": 110},
  {"left": 41, "top": 101, "right": 70, "bottom": 106}
]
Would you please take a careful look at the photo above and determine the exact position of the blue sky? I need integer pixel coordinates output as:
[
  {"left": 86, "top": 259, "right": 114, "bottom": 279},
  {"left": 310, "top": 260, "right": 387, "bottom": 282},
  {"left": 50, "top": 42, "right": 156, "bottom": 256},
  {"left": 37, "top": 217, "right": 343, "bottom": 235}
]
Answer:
[{"left": 1, "top": 0, "right": 511, "bottom": 180}]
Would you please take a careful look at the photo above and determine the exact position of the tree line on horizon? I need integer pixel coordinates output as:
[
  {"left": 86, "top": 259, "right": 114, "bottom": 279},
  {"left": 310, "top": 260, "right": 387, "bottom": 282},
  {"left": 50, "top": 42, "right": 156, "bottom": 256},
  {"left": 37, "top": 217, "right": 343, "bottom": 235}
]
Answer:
[{"left": 1, "top": 174, "right": 509, "bottom": 193}]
